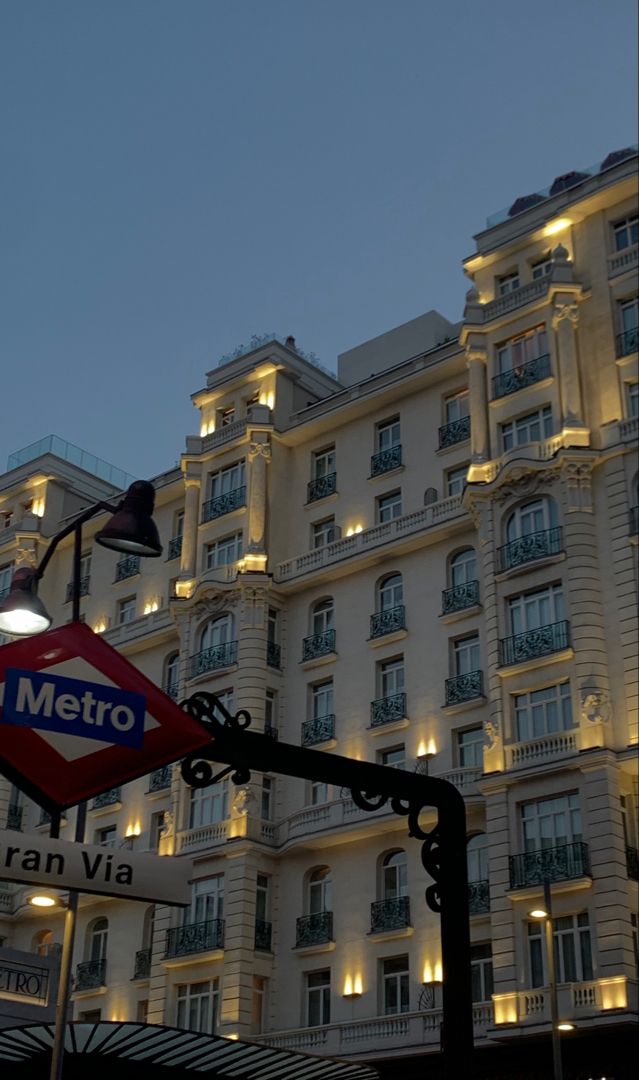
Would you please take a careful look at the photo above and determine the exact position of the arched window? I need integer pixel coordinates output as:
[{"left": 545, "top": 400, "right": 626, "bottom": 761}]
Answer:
[
  {"left": 381, "top": 850, "right": 408, "bottom": 899},
  {"left": 164, "top": 652, "right": 179, "bottom": 697},
  {"left": 449, "top": 549, "right": 477, "bottom": 587},
  {"left": 467, "top": 834, "right": 488, "bottom": 884},
  {"left": 32, "top": 929, "right": 54, "bottom": 957},
  {"left": 307, "top": 867, "right": 332, "bottom": 914},
  {"left": 311, "top": 598, "right": 334, "bottom": 636},
  {"left": 378, "top": 574, "right": 403, "bottom": 612},
  {"left": 199, "top": 614, "right": 234, "bottom": 651},
  {"left": 86, "top": 917, "right": 108, "bottom": 962},
  {"left": 505, "top": 497, "right": 558, "bottom": 542}
]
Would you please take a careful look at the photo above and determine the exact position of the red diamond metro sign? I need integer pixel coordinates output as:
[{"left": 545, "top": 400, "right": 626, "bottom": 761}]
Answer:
[{"left": 0, "top": 622, "right": 211, "bottom": 811}]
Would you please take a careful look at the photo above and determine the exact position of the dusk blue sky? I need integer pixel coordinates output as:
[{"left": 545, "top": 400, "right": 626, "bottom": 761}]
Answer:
[{"left": 1, "top": 0, "right": 637, "bottom": 481}]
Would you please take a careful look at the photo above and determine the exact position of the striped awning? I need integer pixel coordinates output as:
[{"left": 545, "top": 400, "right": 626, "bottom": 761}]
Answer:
[{"left": 0, "top": 1022, "right": 380, "bottom": 1079}]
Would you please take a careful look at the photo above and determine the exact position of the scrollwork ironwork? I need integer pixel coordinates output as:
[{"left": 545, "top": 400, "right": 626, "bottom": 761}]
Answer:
[{"left": 180, "top": 692, "right": 253, "bottom": 790}]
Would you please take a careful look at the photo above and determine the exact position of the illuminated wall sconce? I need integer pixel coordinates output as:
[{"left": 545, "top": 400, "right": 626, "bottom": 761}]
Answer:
[
  {"left": 345, "top": 525, "right": 363, "bottom": 537},
  {"left": 342, "top": 974, "right": 363, "bottom": 998},
  {"left": 544, "top": 216, "right": 571, "bottom": 237},
  {"left": 259, "top": 391, "right": 275, "bottom": 410},
  {"left": 31, "top": 497, "right": 45, "bottom": 518},
  {"left": 415, "top": 738, "right": 437, "bottom": 775},
  {"left": 143, "top": 599, "right": 160, "bottom": 615},
  {"left": 125, "top": 822, "right": 141, "bottom": 838},
  {"left": 200, "top": 419, "right": 216, "bottom": 437},
  {"left": 93, "top": 618, "right": 108, "bottom": 634}
]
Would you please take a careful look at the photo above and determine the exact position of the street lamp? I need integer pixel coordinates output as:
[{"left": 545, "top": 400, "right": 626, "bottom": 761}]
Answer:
[
  {"left": 0, "top": 479, "right": 161, "bottom": 1080},
  {"left": 528, "top": 879, "right": 566, "bottom": 1080}
]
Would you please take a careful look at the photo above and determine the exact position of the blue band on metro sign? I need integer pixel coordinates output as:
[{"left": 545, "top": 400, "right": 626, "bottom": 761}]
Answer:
[{"left": 2, "top": 668, "right": 146, "bottom": 749}]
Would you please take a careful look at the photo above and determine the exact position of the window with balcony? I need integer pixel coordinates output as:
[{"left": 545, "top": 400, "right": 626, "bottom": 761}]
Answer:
[
  {"left": 219, "top": 406, "right": 236, "bottom": 427},
  {"left": 501, "top": 406, "right": 553, "bottom": 452},
  {"left": 446, "top": 465, "right": 467, "bottom": 497},
  {"left": 381, "top": 955, "right": 409, "bottom": 1015},
  {"left": 149, "top": 810, "right": 166, "bottom": 852},
  {"left": 187, "top": 875, "right": 224, "bottom": 925},
  {"left": 312, "top": 517, "right": 339, "bottom": 549},
  {"left": 442, "top": 548, "right": 479, "bottom": 614},
  {"left": 613, "top": 214, "right": 638, "bottom": 251},
  {"left": 115, "top": 554, "right": 140, "bottom": 581},
  {"left": 77, "top": 917, "right": 108, "bottom": 991},
  {"left": 457, "top": 726, "right": 483, "bottom": 768},
  {"left": 500, "top": 497, "right": 561, "bottom": 572},
  {"left": 371, "top": 657, "right": 406, "bottom": 727},
  {"left": 191, "top": 614, "right": 237, "bottom": 675},
  {"left": 255, "top": 873, "right": 272, "bottom": 951},
  {"left": 66, "top": 552, "right": 91, "bottom": 602},
  {"left": 513, "top": 682, "right": 574, "bottom": 742},
  {"left": 377, "top": 490, "right": 402, "bottom": 523},
  {"left": 266, "top": 607, "right": 281, "bottom": 668},
  {"left": 308, "top": 447, "right": 336, "bottom": 502},
  {"left": 261, "top": 777, "right": 273, "bottom": 820},
  {"left": 265, "top": 689, "right": 277, "bottom": 736},
  {"left": 302, "top": 598, "right": 336, "bottom": 662},
  {"left": 510, "top": 792, "right": 588, "bottom": 888},
  {"left": 371, "top": 416, "right": 402, "bottom": 476},
  {"left": 627, "top": 381, "right": 639, "bottom": 418},
  {"left": 163, "top": 651, "right": 180, "bottom": 699},
  {"left": 166, "top": 878, "right": 225, "bottom": 957},
  {"left": 531, "top": 254, "right": 552, "bottom": 279},
  {"left": 167, "top": 511, "right": 184, "bottom": 561},
  {"left": 303, "top": 680, "right": 335, "bottom": 745},
  {"left": 501, "top": 583, "right": 568, "bottom": 666},
  {"left": 310, "top": 780, "right": 330, "bottom": 805},
  {"left": 467, "top": 833, "right": 489, "bottom": 915},
  {"left": 617, "top": 297, "right": 639, "bottom": 356},
  {"left": 305, "top": 969, "right": 331, "bottom": 1026},
  {"left": 371, "top": 851, "right": 410, "bottom": 933},
  {"left": 189, "top": 777, "right": 228, "bottom": 828},
  {"left": 439, "top": 390, "right": 470, "bottom": 449},
  {"left": 251, "top": 975, "right": 268, "bottom": 1034},
  {"left": 371, "top": 572, "right": 405, "bottom": 638},
  {"left": 205, "top": 532, "right": 243, "bottom": 569},
  {"left": 309, "top": 866, "right": 332, "bottom": 915},
  {"left": 471, "top": 944, "right": 494, "bottom": 1002},
  {"left": 497, "top": 270, "right": 520, "bottom": 295},
  {"left": 528, "top": 913, "right": 593, "bottom": 988},
  {"left": 176, "top": 979, "right": 219, "bottom": 1034},
  {"left": 446, "top": 635, "right": 482, "bottom": 705},
  {"left": 297, "top": 868, "right": 333, "bottom": 949},
  {"left": 494, "top": 326, "right": 550, "bottom": 398},
  {"left": 117, "top": 596, "right": 136, "bottom": 625}
]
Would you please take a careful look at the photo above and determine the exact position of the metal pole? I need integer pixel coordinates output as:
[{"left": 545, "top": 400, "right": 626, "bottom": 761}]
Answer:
[{"left": 544, "top": 879, "right": 563, "bottom": 1080}]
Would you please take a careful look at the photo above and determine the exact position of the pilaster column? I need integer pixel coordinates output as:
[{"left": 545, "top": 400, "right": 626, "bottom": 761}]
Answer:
[
  {"left": 552, "top": 294, "right": 586, "bottom": 431},
  {"left": 466, "top": 346, "right": 490, "bottom": 463},
  {"left": 179, "top": 472, "right": 201, "bottom": 581},
  {"left": 245, "top": 436, "right": 271, "bottom": 572},
  {"left": 218, "top": 847, "right": 262, "bottom": 1036}
]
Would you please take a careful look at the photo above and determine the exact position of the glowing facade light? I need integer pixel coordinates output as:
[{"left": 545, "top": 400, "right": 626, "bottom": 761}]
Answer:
[{"left": 544, "top": 217, "right": 571, "bottom": 236}]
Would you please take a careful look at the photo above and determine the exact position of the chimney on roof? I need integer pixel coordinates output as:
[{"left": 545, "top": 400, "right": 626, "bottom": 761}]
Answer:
[{"left": 285, "top": 335, "right": 296, "bottom": 350}]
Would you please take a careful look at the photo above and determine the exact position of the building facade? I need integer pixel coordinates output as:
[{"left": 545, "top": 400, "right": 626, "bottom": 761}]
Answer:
[{"left": 0, "top": 148, "right": 637, "bottom": 1076}]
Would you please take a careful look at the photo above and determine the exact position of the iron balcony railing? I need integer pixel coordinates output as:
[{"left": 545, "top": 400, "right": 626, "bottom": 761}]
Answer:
[
  {"left": 370, "top": 896, "right": 411, "bottom": 933},
  {"left": 165, "top": 918, "right": 225, "bottom": 958},
  {"left": 301, "top": 628, "right": 336, "bottom": 662},
  {"left": 162, "top": 682, "right": 179, "bottom": 700},
  {"left": 307, "top": 472, "right": 337, "bottom": 503},
  {"left": 492, "top": 354, "right": 551, "bottom": 399},
  {"left": 202, "top": 486, "right": 246, "bottom": 523},
  {"left": 266, "top": 640, "right": 281, "bottom": 669},
  {"left": 92, "top": 788, "right": 121, "bottom": 809},
  {"left": 627, "top": 846, "right": 639, "bottom": 881},
  {"left": 631, "top": 506, "right": 639, "bottom": 536},
  {"left": 497, "top": 527, "right": 563, "bottom": 573},
  {"left": 301, "top": 714, "right": 336, "bottom": 747},
  {"left": 445, "top": 670, "right": 483, "bottom": 706},
  {"left": 438, "top": 415, "right": 470, "bottom": 450},
  {"left": 254, "top": 919, "right": 272, "bottom": 951},
  {"left": 468, "top": 880, "right": 490, "bottom": 915},
  {"left": 509, "top": 841, "right": 591, "bottom": 889},
  {"left": 132, "top": 947, "right": 151, "bottom": 980},
  {"left": 189, "top": 641, "right": 238, "bottom": 678},
  {"left": 65, "top": 575, "right": 90, "bottom": 603},
  {"left": 6, "top": 804, "right": 23, "bottom": 830},
  {"left": 370, "top": 692, "right": 407, "bottom": 727},
  {"left": 295, "top": 911, "right": 333, "bottom": 948},
  {"left": 148, "top": 765, "right": 172, "bottom": 793},
  {"left": 370, "top": 604, "right": 406, "bottom": 639},
  {"left": 167, "top": 535, "right": 183, "bottom": 560},
  {"left": 115, "top": 555, "right": 140, "bottom": 581},
  {"left": 39, "top": 809, "right": 52, "bottom": 826},
  {"left": 616, "top": 326, "right": 639, "bottom": 357},
  {"left": 370, "top": 444, "right": 402, "bottom": 477},
  {"left": 75, "top": 958, "right": 106, "bottom": 991},
  {"left": 499, "top": 620, "right": 570, "bottom": 667},
  {"left": 441, "top": 579, "right": 480, "bottom": 615}
]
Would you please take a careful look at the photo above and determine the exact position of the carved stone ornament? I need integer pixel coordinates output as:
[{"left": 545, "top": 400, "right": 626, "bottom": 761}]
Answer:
[
  {"left": 580, "top": 688, "right": 611, "bottom": 725},
  {"left": 13, "top": 545, "right": 38, "bottom": 568},
  {"left": 563, "top": 460, "right": 593, "bottom": 511},
  {"left": 195, "top": 593, "right": 239, "bottom": 619},
  {"left": 484, "top": 719, "right": 502, "bottom": 749},
  {"left": 240, "top": 586, "right": 269, "bottom": 628},
  {"left": 552, "top": 301, "right": 579, "bottom": 330},
  {"left": 465, "top": 347, "right": 488, "bottom": 366},
  {"left": 159, "top": 809, "right": 174, "bottom": 838},
  {"left": 232, "top": 786, "right": 255, "bottom": 816},
  {"left": 493, "top": 467, "right": 558, "bottom": 503},
  {"left": 248, "top": 440, "right": 272, "bottom": 462}
]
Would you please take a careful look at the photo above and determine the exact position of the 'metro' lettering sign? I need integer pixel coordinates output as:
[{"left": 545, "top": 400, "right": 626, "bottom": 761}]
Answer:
[{"left": 2, "top": 668, "right": 146, "bottom": 749}]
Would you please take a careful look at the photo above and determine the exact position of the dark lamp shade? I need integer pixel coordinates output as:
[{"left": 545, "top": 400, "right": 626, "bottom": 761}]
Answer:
[{"left": 95, "top": 480, "right": 163, "bottom": 557}]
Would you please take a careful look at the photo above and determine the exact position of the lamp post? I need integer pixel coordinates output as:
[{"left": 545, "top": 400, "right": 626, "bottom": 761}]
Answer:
[
  {"left": 0, "top": 480, "right": 162, "bottom": 1080},
  {"left": 529, "top": 879, "right": 569, "bottom": 1080}
]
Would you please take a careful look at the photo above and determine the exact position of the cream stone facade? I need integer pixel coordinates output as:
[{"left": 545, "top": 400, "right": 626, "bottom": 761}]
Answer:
[{"left": 0, "top": 148, "right": 637, "bottom": 1077}]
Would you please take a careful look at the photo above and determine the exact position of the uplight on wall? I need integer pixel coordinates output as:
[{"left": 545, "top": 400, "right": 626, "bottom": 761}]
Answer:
[
  {"left": 544, "top": 217, "right": 571, "bottom": 237},
  {"left": 200, "top": 419, "right": 216, "bottom": 436},
  {"left": 259, "top": 391, "right": 275, "bottom": 410},
  {"left": 125, "top": 822, "right": 141, "bottom": 838},
  {"left": 31, "top": 497, "right": 45, "bottom": 518},
  {"left": 343, "top": 973, "right": 363, "bottom": 998},
  {"left": 422, "top": 960, "right": 442, "bottom": 985},
  {"left": 143, "top": 599, "right": 160, "bottom": 615},
  {"left": 93, "top": 618, "right": 108, "bottom": 634},
  {"left": 345, "top": 525, "right": 363, "bottom": 537}
]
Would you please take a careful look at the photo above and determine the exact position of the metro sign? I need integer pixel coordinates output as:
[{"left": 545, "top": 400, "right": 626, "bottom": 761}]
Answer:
[{"left": 0, "top": 622, "right": 211, "bottom": 812}]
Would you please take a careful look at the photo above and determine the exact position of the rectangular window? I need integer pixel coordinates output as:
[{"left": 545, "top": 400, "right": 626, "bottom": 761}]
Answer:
[
  {"left": 377, "top": 490, "right": 402, "bottom": 523},
  {"left": 497, "top": 271, "right": 520, "bottom": 295},
  {"left": 445, "top": 389, "right": 469, "bottom": 422},
  {"left": 531, "top": 255, "right": 552, "bottom": 279},
  {"left": 205, "top": 532, "right": 243, "bottom": 569},
  {"left": 520, "top": 792, "right": 582, "bottom": 851},
  {"left": 251, "top": 975, "right": 268, "bottom": 1034},
  {"left": 446, "top": 465, "right": 468, "bottom": 497},
  {"left": 94, "top": 825, "right": 117, "bottom": 847},
  {"left": 377, "top": 417, "right": 401, "bottom": 451},
  {"left": 627, "top": 381, "right": 639, "bottom": 418},
  {"left": 378, "top": 745, "right": 405, "bottom": 770},
  {"left": 265, "top": 689, "right": 277, "bottom": 734},
  {"left": 313, "top": 447, "right": 336, "bottom": 479},
  {"left": 457, "top": 726, "right": 484, "bottom": 768},
  {"left": 117, "top": 596, "right": 136, "bottom": 625},
  {"left": 514, "top": 682, "right": 574, "bottom": 742},
  {"left": 220, "top": 406, "right": 236, "bottom": 427},
  {"left": 176, "top": 979, "right": 219, "bottom": 1034},
  {"left": 0, "top": 564, "right": 13, "bottom": 597},
  {"left": 267, "top": 608, "right": 279, "bottom": 644},
  {"left": 382, "top": 955, "right": 409, "bottom": 1015},
  {"left": 620, "top": 297, "right": 639, "bottom": 334},
  {"left": 312, "top": 517, "right": 338, "bottom": 549},
  {"left": 528, "top": 913, "right": 593, "bottom": 988},
  {"left": 187, "top": 875, "right": 224, "bottom": 924},
  {"left": 311, "top": 680, "right": 334, "bottom": 719},
  {"left": 149, "top": 810, "right": 166, "bottom": 852},
  {"left": 508, "top": 584, "right": 564, "bottom": 635},
  {"left": 613, "top": 214, "right": 639, "bottom": 251},
  {"left": 454, "top": 635, "right": 480, "bottom": 676},
  {"left": 174, "top": 510, "right": 185, "bottom": 537},
  {"left": 79, "top": 1009, "right": 102, "bottom": 1023},
  {"left": 501, "top": 405, "right": 553, "bottom": 451},
  {"left": 208, "top": 461, "right": 245, "bottom": 499},
  {"left": 471, "top": 943, "right": 494, "bottom": 1002},
  {"left": 496, "top": 325, "right": 548, "bottom": 373},
  {"left": 310, "top": 780, "right": 330, "bottom": 805},
  {"left": 136, "top": 1000, "right": 148, "bottom": 1023},
  {"left": 79, "top": 552, "right": 92, "bottom": 580},
  {"left": 305, "top": 969, "right": 330, "bottom": 1026},
  {"left": 189, "top": 781, "right": 228, "bottom": 829},
  {"left": 261, "top": 777, "right": 273, "bottom": 820},
  {"left": 379, "top": 657, "right": 404, "bottom": 697},
  {"left": 256, "top": 874, "right": 270, "bottom": 922}
]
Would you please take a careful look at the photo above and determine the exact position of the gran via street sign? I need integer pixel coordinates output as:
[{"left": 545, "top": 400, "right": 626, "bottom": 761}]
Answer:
[
  {"left": 0, "top": 622, "right": 211, "bottom": 811},
  {"left": 0, "top": 828, "right": 191, "bottom": 905}
]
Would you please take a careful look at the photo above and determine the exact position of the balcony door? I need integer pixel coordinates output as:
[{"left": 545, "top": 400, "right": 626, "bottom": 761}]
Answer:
[{"left": 521, "top": 793, "right": 582, "bottom": 852}]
